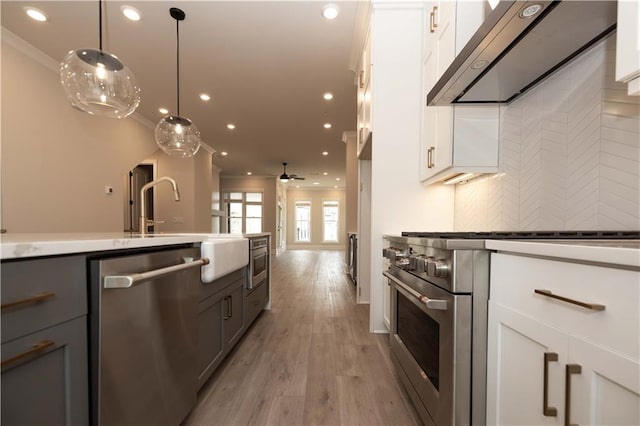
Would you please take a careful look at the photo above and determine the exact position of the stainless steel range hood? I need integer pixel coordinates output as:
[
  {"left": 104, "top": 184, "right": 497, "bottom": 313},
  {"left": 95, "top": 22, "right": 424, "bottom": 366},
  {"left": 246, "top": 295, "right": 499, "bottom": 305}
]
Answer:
[{"left": 427, "top": 1, "right": 617, "bottom": 106}]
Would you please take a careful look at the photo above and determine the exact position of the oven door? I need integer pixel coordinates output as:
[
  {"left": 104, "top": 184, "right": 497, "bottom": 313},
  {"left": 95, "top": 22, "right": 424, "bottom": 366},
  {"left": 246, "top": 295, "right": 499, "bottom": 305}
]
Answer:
[
  {"left": 384, "top": 269, "right": 471, "bottom": 426},
  {"left": 249, "top": 246, "right": 268, "bottom": 290}
]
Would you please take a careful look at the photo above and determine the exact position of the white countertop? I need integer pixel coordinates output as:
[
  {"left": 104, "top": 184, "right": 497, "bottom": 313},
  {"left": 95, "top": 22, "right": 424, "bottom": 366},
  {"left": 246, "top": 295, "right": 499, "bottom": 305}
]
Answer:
[
  {"left": 485, "top": 239, "right": 640, "bottom": 268},
  {"left": 0, "top": 233, "right": 236, "bottom": 260}
]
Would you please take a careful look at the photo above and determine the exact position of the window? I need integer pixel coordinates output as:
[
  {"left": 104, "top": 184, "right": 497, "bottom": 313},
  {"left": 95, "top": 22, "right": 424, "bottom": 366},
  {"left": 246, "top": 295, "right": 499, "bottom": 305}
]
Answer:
[
  {"left": 323, "top": 200, "right": 339, "bottom": 242},
  {"left": 223, "top": 192, "right": 263, "bottom": 234},
  {"left": 295, "top": 200, "right": 311, "bottom": 242}
]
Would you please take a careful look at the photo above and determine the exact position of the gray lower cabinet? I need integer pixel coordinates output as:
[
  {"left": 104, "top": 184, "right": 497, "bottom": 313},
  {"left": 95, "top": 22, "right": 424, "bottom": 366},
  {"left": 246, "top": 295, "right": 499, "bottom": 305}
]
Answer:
[
  {"left": 244, "top": 279, "right": 268, "bottom": 328},
  {"left": 1, "top": 256, "right": 89, "bottom": 426},
  {"left": 197, "top": 268, "right": 245, "bottom": 389},
  {"left": 1, "top": 317, "right": 88, "bottom": 426}
]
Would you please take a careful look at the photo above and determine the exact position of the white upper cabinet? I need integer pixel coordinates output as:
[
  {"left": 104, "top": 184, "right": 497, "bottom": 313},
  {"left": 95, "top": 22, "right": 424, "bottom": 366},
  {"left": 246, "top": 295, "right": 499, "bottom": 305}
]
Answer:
[
  {"left": 616, "top": 0, "right": 640, "bottom": 95},
  {"left": 357, "top": 29, "right": 372, "bottom": 159},
  {"left": 420, "top": 1, "right": 500, "bottom": 186}
]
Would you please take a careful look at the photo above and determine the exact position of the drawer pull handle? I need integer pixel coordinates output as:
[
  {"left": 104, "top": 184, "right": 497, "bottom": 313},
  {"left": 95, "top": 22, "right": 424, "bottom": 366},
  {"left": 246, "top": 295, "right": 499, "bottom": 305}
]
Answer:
[
  {"left": 543, "top": 352, "right": 558, "bottom": 417},
  {"left": 1, "top": 292, "right": 55, "bottom": 310},
  {"left": 1, "top": 340, "right": 55, "bottom": 369},
  {"left": 565, "top": 364, "right": 582, "bottom": 426},
  {"left": 534, "top": 289, "right": 605, "bottom": 311}
]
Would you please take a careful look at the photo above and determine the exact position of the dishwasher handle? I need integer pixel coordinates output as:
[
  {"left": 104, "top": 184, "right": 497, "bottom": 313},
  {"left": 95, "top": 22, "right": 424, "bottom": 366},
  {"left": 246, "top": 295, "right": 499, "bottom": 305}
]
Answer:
[{"left": 104, "top": 258, "right": 210, "bottom": 288}]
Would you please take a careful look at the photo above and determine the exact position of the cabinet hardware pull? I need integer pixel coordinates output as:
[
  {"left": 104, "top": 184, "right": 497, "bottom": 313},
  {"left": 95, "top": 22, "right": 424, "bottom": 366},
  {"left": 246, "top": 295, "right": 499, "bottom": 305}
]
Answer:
[
  {"left": 429, "top": 10, "right": 435, "bottom": 33},
  {"left": 427, "top": 147, "right": 432, "bottom": 168},
  {"left": 383, "top": 271, "right": 447, "bottom": 310},
  {"left": 1, "top": 340, "right": 55, "bottom": 370},
  {"left": 359, "top": 70, "right": 365, "bottom": 89},
  {"left": 224, "top": 296, "right": 232, "bottom": 320},
  {"left": 432, "top": 6, "right": 438, "bottom": 30},
  {"left": 534, "top": 289, "right": 605, "bottom": 311},
  {"left": 565, "top": 364, "right": 581, "bottom": 426},
  {"left": 543, "top": 352, "right": 558, "bottom": 417},
  {"left": 104, "top": 258, "right": 210, "bottom": 288},
  {"left": 1, "top": 291, "right": 55, "bottom": 310},
  {"left": 228, "top": 295, "right": 233, "bottom": 318}
]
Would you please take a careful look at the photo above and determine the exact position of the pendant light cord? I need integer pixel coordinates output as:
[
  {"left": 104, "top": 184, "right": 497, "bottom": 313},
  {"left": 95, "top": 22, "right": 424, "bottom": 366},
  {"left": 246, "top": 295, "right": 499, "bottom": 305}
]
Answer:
[
  {"left": 176, "top": 18, "right": 180, "bottom": 116},
  {"left": 98, "top": 0, "right": 103, "bottom": 52}
]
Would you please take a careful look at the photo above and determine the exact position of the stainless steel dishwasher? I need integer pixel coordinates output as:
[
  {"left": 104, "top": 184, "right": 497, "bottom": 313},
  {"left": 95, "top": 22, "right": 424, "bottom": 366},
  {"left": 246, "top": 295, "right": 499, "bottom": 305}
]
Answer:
[{"left": 89, "top": 246, "right": 207, "bottom": 426}]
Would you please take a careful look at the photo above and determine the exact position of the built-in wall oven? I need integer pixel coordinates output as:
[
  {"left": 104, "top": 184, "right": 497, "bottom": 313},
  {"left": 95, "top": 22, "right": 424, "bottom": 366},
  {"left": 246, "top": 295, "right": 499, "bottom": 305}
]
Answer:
[
  {"left": 248, "top": 237, "right": 268, "bottom": 290},
  {"left": 383, "top": 234, "right": 489, "bottom": 426}
]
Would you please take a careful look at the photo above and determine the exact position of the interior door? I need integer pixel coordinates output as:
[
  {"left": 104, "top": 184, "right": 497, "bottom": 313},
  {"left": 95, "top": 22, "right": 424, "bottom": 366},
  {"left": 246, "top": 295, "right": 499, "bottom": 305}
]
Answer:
[{"left": 125, "top": 164, "right": 153, "bottom": 232}]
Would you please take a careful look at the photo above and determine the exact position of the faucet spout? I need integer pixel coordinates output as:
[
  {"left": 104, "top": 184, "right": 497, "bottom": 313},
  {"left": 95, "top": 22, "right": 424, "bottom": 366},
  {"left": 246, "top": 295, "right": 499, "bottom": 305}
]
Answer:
[{"left": 139, "top": 176, "right": 180, "bottom": 234}]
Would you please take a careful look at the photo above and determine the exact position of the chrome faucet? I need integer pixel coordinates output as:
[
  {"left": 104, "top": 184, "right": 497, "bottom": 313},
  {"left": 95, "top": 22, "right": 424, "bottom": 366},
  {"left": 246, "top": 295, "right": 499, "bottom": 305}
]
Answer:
[{"left": 139, "top": 176, "right": 180, "bottom": 234}]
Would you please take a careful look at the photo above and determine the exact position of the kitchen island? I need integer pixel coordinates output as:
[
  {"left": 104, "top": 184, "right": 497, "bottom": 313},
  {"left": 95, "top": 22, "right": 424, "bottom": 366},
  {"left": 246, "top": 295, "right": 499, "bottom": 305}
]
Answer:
[{"left": 0, "top": 232, "right": 267, "bottom": 426}]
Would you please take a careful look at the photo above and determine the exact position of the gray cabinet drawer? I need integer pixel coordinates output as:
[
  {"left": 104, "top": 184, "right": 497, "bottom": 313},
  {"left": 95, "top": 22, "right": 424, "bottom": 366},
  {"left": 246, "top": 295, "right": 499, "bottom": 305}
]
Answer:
[
  {"left": 1, "top": 256, "right": 87, "bottom": 343},
  {"left": 1, "top": 316, "right": 89, "bottom": 426},
  {"left": 199, "top": 267, "right": 246, "bottom": 302},
  {"left": 245, "top": 280, "right": 268, "bottom": 328},
  {"left": 197, "top": 291, "right": 225, "bottom": 388}
]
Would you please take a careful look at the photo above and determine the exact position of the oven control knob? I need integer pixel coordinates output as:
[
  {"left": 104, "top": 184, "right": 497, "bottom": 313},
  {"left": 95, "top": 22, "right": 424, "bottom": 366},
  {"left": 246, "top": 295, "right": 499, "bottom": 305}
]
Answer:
[
  {"left": 414, "top": 255, "right": 428, "bottom": 273},
  {"left": 426, "top": 259, "right": 449, "bottom": 278}
]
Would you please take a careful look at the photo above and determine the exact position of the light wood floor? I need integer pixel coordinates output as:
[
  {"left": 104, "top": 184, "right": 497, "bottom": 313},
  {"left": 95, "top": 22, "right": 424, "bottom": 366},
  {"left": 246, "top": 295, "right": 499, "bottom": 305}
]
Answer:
[{"left": 184, "top": 250, "right": 420, "bottom": 426}]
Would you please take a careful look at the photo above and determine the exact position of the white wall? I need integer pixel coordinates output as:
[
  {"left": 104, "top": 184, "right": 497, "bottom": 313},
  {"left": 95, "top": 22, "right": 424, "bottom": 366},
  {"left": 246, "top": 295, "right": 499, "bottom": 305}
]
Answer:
[
  {"left": 454, "top": 36, "right": 640, "bottom": 231},
  {"left": 1, "top": 31, "right": 215, "bottom": 234},
  {"left": 368, "top": 5, "right": 455, "bottom": 332},
  {"left": 286, "top": 188, "right": 346, "bottom": 250}
]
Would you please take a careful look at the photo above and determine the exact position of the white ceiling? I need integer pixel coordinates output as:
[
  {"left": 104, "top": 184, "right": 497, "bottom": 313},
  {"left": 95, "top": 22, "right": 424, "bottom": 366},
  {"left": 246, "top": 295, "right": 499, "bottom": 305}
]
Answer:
[{"left": 1, "top": 1, "right": 365, "bottom": 189}]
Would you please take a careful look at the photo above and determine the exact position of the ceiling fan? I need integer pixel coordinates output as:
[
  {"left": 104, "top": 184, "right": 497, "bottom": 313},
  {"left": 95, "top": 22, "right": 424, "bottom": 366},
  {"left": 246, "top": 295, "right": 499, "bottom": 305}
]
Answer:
[{"left": 279, "top": 162, "right": 305, "bottom": 182}]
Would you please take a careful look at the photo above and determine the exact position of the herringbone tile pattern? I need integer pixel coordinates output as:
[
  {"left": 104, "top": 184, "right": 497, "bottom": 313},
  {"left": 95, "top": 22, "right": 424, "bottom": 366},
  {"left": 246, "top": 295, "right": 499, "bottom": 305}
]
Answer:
[{"left": 455, "top": 36, "right": 640, "bottom": 231}]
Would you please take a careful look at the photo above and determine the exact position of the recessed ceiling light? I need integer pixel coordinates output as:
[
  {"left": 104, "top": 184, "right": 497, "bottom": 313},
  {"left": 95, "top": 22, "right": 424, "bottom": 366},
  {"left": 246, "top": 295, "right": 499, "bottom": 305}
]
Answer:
[
  {"left": 322, "top": 4, "right": 339, "bottom": 20},
  {"left": 221, "top": 151, "right": 228, "bottom": 156},
  {"left": 121, "top": 5, "right": 141, "bottom": 21},
  {"left": 227, "top": 123, "right": 236, "bottom": 130},
  {"left": 335, "top": 177, "right": 340, "bottom": 181},
  {"left": 323, "top": 123, "right": 332, "bottom": 129},
  {"left": 25, "top": 7, "right": 47, "bottom": 22},
  {"left": 158, "top": 107, "right": 169, "bottom": 114},
  {"left": 322, "top": 151, "right": 329, "bottom": 156},
  {"left": 246, "top": 171, "right": 252, "bottom": 176},
  {"left": 199, "top": 93, "right": 211, "bottom": 101},
  {"left": 296, "top": 185, "right": 300, "bottom": 188},
  {"left": 323, "top": 172, "right": 328, "bottom": 175},
  {"left": 323, "top": 92, "right": 333, "bottom": 100},
  {"left": 334, "top": 185, "right": 338, "bottom": 189},
  {"left": 313, "top": 182, "right": 320, "bottom": 185}
]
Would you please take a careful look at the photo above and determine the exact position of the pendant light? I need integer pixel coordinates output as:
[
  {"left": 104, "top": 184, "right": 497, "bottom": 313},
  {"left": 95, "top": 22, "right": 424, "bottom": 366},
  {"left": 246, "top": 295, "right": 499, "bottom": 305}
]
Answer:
[
  {"left": 154, "top": 7, "right": 201, "bottom": 158},
  {"left": 59, "top": 0, "right": 140, "bottom": 118}
]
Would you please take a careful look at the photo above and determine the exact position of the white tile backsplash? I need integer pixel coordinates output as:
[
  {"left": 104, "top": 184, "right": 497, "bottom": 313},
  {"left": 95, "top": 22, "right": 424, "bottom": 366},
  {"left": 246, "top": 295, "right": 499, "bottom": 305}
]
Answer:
[{"left": 454, "top": 36, "right": 640, "bottom": 231}]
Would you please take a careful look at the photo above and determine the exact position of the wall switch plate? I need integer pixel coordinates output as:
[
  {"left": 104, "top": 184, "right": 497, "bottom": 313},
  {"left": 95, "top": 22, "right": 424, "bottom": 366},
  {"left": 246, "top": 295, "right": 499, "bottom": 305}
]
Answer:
[
  {"left": 172, "top": 217, "right": 184, "bottom": 224},
  {"left": 104, "top": 186, "right": 114, "bottom": 195}
]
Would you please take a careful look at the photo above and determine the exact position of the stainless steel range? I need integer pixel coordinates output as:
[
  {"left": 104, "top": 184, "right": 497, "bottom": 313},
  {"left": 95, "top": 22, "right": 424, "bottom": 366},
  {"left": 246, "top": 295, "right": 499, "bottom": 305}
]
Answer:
[
  {"left": 383, "top": 234, "right": 490, "bottom": 426},
  {"left": 382, "top": 230, "right": 639, "bottom": 426}
]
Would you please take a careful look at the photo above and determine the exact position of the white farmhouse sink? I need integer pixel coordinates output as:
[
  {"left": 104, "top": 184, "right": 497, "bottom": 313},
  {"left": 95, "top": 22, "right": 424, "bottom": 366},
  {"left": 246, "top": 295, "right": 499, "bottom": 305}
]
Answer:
[{"left": 199, "top": 236, "right": 248, "bottom": 283}]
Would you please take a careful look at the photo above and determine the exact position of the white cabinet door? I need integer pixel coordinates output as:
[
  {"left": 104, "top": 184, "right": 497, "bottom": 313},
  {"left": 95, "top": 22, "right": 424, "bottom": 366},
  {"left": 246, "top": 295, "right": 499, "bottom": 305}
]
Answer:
[
  {"left": 616, "top": 0, "right": 640, "bottom": 95},
  {"left": 487, "top": 302, "right": 567, "bottom": 425},
  {"left": 568, "top": 336, "right": 640, "bottom": 426},
  {"left": 420, "top": 0, "right": 499, "bottom": 185}
]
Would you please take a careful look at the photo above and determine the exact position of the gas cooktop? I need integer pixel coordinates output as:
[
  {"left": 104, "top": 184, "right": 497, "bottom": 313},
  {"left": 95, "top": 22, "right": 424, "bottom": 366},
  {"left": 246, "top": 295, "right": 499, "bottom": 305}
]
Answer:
[{"left": 400, "top": 230, "right": 640, "bottom": 240}]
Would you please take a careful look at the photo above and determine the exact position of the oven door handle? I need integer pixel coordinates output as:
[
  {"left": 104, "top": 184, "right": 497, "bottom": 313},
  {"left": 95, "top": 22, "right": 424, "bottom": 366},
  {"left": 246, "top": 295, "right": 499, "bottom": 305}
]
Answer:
[{"left": 383, "top": 271, "right": 447, "bottom": 311}]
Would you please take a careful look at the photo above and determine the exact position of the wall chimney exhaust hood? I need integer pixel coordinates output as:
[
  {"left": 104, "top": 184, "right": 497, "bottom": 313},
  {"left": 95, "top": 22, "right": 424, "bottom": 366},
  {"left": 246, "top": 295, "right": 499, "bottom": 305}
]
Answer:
[{"left": 427, "top": 1, "right": 617, "bottom": 106}]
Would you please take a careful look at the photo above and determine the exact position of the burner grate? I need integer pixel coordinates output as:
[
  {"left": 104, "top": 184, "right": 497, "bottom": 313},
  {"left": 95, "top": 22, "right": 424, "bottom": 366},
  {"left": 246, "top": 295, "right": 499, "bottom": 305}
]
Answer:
[{"left": 399, "top": 230, "right": 640, "bottom": 240}]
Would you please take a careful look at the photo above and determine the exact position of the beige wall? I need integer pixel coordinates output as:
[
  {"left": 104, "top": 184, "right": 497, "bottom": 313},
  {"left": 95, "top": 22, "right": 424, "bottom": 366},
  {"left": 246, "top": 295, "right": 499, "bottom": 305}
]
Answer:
[
  {"left": 286, "top": 188, "right": 346, "bottom": 250},
  {"left": 220, "top": 176, "right": 277, "bottom": 252},
  {"left": 1, "top": 33, "right": 214, "bottom": 233}
]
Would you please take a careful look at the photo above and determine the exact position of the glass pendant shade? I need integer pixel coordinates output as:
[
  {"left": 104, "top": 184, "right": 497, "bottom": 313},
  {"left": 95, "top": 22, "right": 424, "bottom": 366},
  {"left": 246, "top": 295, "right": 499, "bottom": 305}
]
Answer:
[
  {"left": 155, "top": 115, "right": 201, "bottom": 158},
  {"left": 60, "top": 48, "right": 140, "bottom": 118}
]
